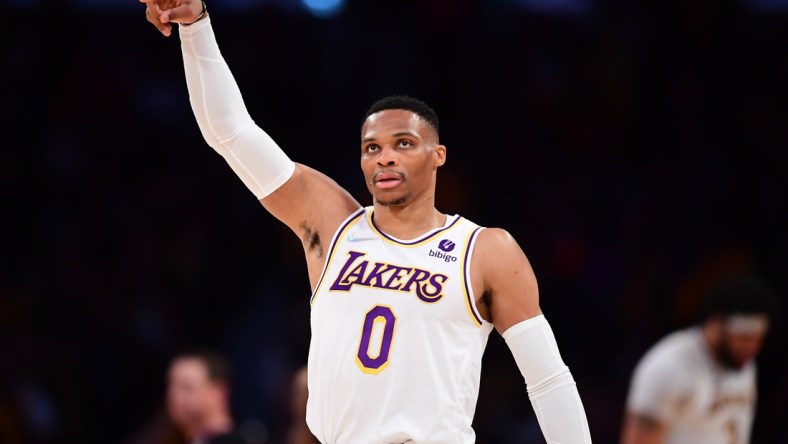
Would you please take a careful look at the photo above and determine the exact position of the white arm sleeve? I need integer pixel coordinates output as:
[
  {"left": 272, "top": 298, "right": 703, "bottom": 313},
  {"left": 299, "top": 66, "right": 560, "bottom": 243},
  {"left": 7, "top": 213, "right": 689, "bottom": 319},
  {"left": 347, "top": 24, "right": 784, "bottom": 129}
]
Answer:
[
  {"left": 178, "top": 17, "right": 295, "bottom": 199},
  {"left": 502, "top": 314, "right": 592, "bottom": 444}
]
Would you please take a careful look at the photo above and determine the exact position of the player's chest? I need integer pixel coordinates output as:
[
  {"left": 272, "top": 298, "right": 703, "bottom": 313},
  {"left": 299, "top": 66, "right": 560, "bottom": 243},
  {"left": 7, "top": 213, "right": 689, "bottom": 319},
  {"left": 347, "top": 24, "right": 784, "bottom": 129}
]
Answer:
[
  {"left": 688, "top": 371, "right": 755, "bottom": 419},
  {"left": 324, "top": 241, "right": 465, "bottom": 303}
]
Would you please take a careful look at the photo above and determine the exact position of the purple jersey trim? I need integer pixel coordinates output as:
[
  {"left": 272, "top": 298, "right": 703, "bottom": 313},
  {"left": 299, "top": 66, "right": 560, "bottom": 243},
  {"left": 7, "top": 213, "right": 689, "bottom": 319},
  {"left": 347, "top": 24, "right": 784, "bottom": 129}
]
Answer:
[
  {"left": 463, "top": 227, "right": 484, "bottom": 326},
  {"left": 310, "top": 207, "right": 366, "bottom": 305},
  {"left": 368, "top": 209, "right": 462, "bottom": 246}
]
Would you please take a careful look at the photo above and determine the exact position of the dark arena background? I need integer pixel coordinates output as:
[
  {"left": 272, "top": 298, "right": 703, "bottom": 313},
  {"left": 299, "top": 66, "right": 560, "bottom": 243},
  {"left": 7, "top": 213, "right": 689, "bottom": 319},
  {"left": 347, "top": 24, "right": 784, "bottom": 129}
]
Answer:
[{"left": 1, "top": 0, "right": 787, "bottom": 443}]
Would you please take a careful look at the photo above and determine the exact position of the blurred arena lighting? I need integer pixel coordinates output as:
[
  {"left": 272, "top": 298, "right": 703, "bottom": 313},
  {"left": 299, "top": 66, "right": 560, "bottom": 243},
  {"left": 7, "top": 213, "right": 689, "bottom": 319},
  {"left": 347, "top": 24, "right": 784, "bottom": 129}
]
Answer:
[
  {"left": 301, "top": 0, "right": 346, "bottom": 18},
  {"left": 516, "top": 0, "right": 592, "bottom": 15},
  {"left": 748, "top": 0, "right": 788, "bottom": 11}
]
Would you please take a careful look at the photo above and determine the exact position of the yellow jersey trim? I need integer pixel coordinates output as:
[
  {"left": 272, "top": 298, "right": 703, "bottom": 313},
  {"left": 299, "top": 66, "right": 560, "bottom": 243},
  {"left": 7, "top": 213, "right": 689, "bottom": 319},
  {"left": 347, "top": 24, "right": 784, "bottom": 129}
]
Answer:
[{"left": 462, "top": 226, "right": 485, "bottom": 327}]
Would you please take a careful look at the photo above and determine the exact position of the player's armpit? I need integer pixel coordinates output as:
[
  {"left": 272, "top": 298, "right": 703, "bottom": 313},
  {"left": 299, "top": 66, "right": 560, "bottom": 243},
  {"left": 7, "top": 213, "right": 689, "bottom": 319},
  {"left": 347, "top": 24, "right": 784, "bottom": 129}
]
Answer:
[
  {"left": 262, "top": 163, "right": 361, "bottom": 254},
  {"left": 471, "top": 227, "right": 541, "bottom": 332},
  {"left": 620, "top": 411, "right": 667, "bottom": 444}
]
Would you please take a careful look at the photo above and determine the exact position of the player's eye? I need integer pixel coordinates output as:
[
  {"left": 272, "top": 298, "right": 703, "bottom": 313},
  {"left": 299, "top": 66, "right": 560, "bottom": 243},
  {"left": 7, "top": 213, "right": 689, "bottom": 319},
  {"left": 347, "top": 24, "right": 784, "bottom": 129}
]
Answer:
[
  {"left": 398, "top": 140, "right": 412, "bottom": 148},
  {"left": 366, "top": 144, "right": 380, "bottom": 152}
]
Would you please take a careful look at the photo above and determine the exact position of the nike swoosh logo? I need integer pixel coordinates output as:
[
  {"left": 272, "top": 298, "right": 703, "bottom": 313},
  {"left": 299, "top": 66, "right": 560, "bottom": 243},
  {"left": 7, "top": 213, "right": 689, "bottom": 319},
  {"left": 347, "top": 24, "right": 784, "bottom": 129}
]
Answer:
[{"left": 347, "top": 235, "right": 377, "bottom": 242}]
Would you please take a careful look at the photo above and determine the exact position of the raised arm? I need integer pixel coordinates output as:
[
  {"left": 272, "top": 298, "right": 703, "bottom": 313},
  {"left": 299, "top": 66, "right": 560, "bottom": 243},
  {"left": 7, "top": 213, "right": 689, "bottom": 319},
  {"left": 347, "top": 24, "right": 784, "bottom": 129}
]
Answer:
[
  {"left": 142, "top": 0, "right": 361, "bottom": 282},
  {"left": 472, "top": 228, "right": 592, "bottom": 443}
]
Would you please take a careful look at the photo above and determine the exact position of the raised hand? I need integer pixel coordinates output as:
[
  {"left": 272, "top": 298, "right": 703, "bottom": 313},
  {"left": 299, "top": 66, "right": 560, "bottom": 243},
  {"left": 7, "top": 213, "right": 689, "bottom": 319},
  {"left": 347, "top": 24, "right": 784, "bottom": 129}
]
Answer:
[{"left": 140, "top": 0, "right": 205, "bottom": 37}]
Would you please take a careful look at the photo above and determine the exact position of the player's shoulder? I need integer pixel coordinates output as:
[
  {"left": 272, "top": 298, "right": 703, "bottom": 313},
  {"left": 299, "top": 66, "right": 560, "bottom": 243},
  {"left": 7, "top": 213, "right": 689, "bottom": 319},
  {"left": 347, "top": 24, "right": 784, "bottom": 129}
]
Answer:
[
  {"left": 471, "top": 227, "right": 525, "bottom": 261},
  {"left": 472, "top": 226, "right": 518, "bottom": 250},
  {"left": 468, "top": 226, "right": 537, "bottom": 289},
  {"left": 636, "top": 328, "right": 703, "bottom": 374}
]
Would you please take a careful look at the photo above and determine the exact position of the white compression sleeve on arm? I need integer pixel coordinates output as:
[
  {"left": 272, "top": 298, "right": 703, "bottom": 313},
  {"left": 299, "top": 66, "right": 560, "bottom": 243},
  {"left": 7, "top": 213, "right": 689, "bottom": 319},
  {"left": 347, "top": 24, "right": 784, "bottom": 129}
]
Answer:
[
  {"left": 502, "top": 314, "right": 592, "bottom": 444},
  {"left": 178, "top": 17, "right": 295, "bottom": 199}
]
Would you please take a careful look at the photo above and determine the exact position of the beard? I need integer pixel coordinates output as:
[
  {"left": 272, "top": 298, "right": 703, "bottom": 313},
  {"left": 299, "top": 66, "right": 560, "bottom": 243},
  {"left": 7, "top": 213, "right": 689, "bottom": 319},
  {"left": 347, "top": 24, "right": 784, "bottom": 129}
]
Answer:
[
  {"left": 375, "top": 191, "right": 411, "bottom": 207},
  {"left": 713, "top": 336, "right": 746, "bottom": 370}
]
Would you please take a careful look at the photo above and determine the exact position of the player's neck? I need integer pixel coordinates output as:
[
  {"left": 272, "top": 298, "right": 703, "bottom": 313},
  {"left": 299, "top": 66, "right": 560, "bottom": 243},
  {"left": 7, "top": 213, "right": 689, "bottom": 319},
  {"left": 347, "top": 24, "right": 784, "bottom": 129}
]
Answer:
[{"left": 372, "top": 200, "right": 446, "bottom": 240}]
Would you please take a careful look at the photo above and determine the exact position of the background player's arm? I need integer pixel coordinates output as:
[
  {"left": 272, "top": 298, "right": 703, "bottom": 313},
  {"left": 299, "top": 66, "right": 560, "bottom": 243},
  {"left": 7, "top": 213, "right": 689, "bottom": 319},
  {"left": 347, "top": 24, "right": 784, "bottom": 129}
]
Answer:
[
  {"left": 620, "top": 413, "right": 667, "bottom": 444},
  {"left": 473, "top": 228, "right": 592, "bottom": 443},
  {"left": 620, "top": 344, "right": 691, "bottom": 444},
  {"left": 143, "top": 0, "right": 361, "bottom": 272}
]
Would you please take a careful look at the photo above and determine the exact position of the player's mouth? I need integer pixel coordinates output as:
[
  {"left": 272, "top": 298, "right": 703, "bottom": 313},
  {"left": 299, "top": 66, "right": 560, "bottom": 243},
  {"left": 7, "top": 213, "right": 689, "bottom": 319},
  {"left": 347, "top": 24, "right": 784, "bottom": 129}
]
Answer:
[{"left": 373, "top": 172, "right": 404, "bottom": 189}]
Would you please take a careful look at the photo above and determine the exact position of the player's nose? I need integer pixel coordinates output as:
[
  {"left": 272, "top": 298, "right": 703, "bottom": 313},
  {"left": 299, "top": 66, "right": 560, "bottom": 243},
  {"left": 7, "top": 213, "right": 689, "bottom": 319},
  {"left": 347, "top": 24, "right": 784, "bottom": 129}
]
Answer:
[{"left": 377, "top": 146, "right": 398, "bottom": 166}]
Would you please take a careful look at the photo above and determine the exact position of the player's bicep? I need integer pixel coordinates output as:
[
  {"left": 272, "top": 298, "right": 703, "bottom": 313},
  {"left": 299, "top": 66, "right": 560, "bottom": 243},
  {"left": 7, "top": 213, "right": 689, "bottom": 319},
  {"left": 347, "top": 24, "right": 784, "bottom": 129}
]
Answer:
[
  {"left": 262, "top": 163, "right": 362, "bottom": 243},
  {"left": 474, "top": 228, "right": 541, "bottom": 333}
]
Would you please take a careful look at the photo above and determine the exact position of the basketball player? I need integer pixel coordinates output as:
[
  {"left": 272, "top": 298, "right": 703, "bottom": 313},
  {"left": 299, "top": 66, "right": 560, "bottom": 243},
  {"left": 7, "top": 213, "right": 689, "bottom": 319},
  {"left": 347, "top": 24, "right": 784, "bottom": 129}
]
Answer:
[
  {"left": 167, "top": 349, "right": 249, "bottom": 444},
  {"left": 620, "top": 274, "right": 779, "bottom": 444},
  {"left": 142, "top": 1, "right": 592, "bottom": 442}
]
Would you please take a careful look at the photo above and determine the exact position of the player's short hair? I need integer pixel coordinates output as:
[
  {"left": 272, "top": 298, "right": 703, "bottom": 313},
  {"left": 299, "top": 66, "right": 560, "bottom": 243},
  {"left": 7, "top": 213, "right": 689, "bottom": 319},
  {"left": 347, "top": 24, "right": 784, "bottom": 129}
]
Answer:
[
  {"left": 362, "top": 95, "right": 440, "bottom": 137},
  {"left": 701, "top": 273, "right": 780, "bottom": 320},
  {"left": 170, "top": 348, "right": 231, "bottom": 386}
]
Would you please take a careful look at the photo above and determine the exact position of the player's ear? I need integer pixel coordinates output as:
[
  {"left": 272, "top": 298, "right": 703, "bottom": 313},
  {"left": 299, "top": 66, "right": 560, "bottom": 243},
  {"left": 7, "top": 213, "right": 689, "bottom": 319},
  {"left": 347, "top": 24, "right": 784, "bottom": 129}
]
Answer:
[{"left": 433, "top": 144, "right": 446, "bottom": 167}]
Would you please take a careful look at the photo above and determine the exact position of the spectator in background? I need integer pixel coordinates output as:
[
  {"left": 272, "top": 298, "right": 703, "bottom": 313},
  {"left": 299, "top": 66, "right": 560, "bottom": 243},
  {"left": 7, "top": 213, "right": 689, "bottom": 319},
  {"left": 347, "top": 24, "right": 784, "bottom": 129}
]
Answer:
[
  {"left": 620, "top": 273, "right": 780, "bottom": 444},
  {"left": 167, "top": 349, "right": 249, "bottom": 444},
  {"left": 286, "top": 365, "right": 317, "bottom": 444}
]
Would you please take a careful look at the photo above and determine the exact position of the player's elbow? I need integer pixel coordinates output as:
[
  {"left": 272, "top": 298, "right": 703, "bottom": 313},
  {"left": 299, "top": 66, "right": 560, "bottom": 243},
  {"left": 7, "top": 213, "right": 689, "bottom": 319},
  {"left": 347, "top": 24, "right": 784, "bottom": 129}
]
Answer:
[
  {"left": 198, "top": 115, "right": 258, "bottom": 153},
  {"left": 526, "top": 365, "right": 575, "bottom": 400}
]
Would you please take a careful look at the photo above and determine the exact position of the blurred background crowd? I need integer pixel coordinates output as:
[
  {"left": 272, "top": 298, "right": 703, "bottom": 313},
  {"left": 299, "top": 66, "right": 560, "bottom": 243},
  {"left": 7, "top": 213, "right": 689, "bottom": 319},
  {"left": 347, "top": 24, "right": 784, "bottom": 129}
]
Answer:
[{"left": 1, "top": 0, "right": 786, "bottom": 442}]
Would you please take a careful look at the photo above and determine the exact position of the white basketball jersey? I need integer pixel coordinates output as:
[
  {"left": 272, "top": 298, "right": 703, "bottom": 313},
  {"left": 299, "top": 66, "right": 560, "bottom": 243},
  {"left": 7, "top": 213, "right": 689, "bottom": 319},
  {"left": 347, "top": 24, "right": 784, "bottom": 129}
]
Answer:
[
  {"left": 306, "top": 207, "right": 494, "bottom": 444},
  {"left": 626, "top": 327, "right": 757, "bottom": 444}
]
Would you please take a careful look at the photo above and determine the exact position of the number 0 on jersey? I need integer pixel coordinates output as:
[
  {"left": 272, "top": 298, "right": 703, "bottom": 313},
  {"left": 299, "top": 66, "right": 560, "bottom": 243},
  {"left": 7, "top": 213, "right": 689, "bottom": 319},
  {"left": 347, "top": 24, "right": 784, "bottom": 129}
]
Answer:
[{"left": 356, "top": 305, "right": 397, "bottom": 374}]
